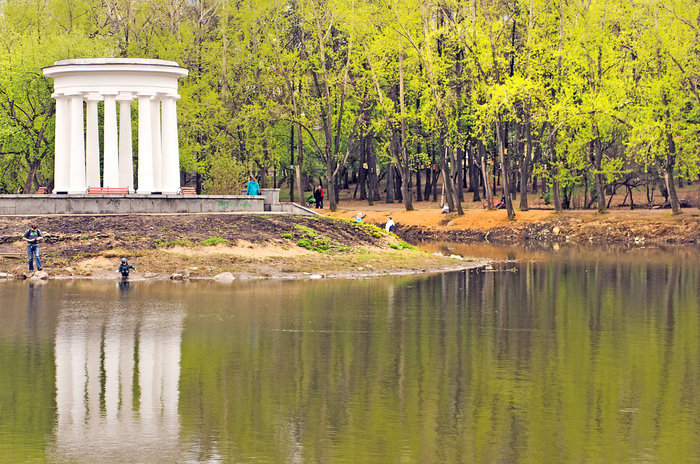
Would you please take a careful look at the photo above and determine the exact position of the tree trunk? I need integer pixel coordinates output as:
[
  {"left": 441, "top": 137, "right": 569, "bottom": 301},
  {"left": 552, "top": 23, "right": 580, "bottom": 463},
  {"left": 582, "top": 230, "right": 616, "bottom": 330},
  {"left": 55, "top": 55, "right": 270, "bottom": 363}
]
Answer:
[
  {"left": 520, "top": 105, "right": 531, "bottom": 211},
  {"left": 665, "top": 153, "right": 680, "bottom": 213},
  {"left": 496, "top": 119, "right": 515, "bottom": 220},
  {"left": 325, "top": 155, "right": 336, "bottom": 211},
  {"left": 547, "top": 121, "right": 562, "bottom": 213},
  {"left": 431, "top": 146, "right": 438, "bottom": 202},
  {"left": 295, "top": 122, "right": 305, "bottom": 205},
  {"left": 386, "top": 162, "right": 395, "bottom": 203},
  {"left": 593, "top": 123, "right": 606, "bottom": 213},
  {"left": 394, "top": 166, "right": 403, "bottom": 202},
  {"left": 479, "top": 139, "right": 493, "bottom": 210},
  {"left": 359, "top": 131, "right": 367, "bottom": 201},
  {"left": 424, "top": 164, "right": 432, "bottom": 201},
  {"left": 367, "top": 139, "right": 380, "bottom": 205},
  {"left": 661, "top": 90, "right": 681, "bottom": 214},
  {"left": 289, "top": 123, "right": 295, "bottom": 202},
  {"left": 471, "top": 139, "right": 481, "bottom": 201},
  {"left": 440, "top": 149, "right": 455, "bottom": 212},
  {"left": 416, "top": 151, "right": 423, "bottom": 202}
]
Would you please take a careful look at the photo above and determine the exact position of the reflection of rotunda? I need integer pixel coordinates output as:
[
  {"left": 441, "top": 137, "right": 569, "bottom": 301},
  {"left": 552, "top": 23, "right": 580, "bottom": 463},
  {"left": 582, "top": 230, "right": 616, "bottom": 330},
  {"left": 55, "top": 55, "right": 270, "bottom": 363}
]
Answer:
[
  {"left": 42, "top": 58, "right": 188, "bottom": 194},
  {"left": 52, "top": 300, "right": 185, "bottom": 462}
]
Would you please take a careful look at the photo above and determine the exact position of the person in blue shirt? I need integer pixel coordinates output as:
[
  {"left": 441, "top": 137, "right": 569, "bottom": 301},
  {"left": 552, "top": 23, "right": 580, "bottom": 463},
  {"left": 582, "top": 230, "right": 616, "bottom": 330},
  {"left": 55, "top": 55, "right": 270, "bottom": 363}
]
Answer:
[
  {"left": 23, "top": 223, "right": 43, "bottom": 271},
  {"left": 246, "top": 176, "right": 261, "bottom": 195}
]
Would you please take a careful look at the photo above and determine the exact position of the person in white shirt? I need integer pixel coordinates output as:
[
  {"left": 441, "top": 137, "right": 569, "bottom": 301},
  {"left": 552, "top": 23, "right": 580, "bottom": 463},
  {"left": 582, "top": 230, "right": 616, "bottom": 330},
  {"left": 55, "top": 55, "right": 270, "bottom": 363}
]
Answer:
[{"left": 385, "top": 216, "right": 395, "bottom": 233}]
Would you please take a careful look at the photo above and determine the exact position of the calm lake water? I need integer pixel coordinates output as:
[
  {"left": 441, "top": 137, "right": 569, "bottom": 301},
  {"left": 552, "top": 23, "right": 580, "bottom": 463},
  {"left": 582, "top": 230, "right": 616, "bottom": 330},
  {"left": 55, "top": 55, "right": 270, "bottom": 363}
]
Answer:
[{"left": 2, "top": 244, "right": 700, "bottom": 463}]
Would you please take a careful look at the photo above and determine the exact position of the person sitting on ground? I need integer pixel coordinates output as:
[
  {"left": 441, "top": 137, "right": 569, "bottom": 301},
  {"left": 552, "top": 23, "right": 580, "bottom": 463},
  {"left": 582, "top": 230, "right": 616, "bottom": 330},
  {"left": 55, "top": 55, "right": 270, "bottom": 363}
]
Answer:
[
  {"left": 385, "top": 216, "right": 395, "bottom": 233},
  {"left": 117, "top": 258, "right": 136, "bottom": 278},
  {"left": 246, "top": 175, "right": 261, "bottom": 195},
  {"left": 495, "top": 196, "right": 506, "bottom": 209},
  {"left": 442, "top": 204, "right": 450, "bottom": 214},
  {"left": 354, "top": 213, "right": 363, "bottom": 223},
  {"left": 23, "top": 223, "right": 43, "bottom": 271}
]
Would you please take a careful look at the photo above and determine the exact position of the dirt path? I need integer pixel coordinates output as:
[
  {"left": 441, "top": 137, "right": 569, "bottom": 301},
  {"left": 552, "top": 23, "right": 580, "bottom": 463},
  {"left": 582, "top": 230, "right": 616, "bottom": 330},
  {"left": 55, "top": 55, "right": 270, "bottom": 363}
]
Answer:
[{"left": 326, "top": 207, "right": 700, "bottom": 244}]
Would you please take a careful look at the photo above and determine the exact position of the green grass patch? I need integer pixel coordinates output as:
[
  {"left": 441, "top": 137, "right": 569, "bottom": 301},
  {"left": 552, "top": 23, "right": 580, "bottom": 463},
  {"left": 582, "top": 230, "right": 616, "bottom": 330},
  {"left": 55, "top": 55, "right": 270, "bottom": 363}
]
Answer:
[
  {"left": 293, "top": 224, "right": 317, "bottom": 237},
  {"left": 154, "top": 238, "right": 194, "bottom": 248},
  {"left": 201, "top": 237, "right": 230, "bottom": 246}
]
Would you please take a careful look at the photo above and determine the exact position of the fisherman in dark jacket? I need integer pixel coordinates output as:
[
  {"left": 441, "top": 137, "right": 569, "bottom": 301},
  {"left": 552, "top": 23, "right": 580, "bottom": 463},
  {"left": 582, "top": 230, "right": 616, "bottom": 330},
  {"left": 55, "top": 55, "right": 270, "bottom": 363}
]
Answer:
[{"left": 22, "top": 223, "right": 43, "bottom": 271}]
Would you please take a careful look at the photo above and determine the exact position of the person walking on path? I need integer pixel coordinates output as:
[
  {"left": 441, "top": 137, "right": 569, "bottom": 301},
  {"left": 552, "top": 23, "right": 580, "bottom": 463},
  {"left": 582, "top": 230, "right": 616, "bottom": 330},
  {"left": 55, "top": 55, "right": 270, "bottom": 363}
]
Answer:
[
  {"left": 246, "top": 176, "right": 261, "bottom": 195},
  {"left": 23, "top": 223, "right": 43, "bottom": 271},
  {"left": 117, "top": 258, "right": 136, "bottom": 279}
]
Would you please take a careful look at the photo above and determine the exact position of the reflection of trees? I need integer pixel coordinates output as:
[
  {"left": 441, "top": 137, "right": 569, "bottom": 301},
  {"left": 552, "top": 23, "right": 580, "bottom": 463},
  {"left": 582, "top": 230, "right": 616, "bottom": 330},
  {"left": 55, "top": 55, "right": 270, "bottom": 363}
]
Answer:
[
  {"left": 0, "top": 282, "right": 55, "bottom": 462},
  {"left": 175, "top": 260, "right": 700, "bottom": 462}
]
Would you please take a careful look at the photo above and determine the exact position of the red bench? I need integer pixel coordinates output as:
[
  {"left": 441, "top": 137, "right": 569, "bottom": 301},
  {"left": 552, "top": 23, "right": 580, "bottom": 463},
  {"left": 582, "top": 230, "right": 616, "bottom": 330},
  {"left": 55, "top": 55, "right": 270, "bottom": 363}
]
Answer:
[
  {"left": 36, "top": 186, "right": 48, "bottom": 194},
  {"left": 87, "top": 187, "right": 129, "bottom": 194},
  {"left": 180, "top": 186, "right": 196, "bottom": 195}
]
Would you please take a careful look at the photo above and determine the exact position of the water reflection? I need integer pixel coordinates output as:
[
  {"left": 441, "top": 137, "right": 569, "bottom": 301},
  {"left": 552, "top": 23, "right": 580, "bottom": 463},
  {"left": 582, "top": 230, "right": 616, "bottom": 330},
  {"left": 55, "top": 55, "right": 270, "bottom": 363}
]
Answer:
[
  {"left": 51, "top": 285, "right": 185, "bottom": 463},
  {"left": 2, "top": 246, "right": 700, "bottom": 463}
]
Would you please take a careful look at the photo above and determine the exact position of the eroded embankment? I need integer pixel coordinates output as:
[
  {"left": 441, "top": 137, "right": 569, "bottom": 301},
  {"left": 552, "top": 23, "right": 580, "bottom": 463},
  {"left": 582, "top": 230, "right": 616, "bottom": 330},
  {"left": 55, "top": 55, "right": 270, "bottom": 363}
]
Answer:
[{"left": 0, "top": 214, "right": 485, "bottom": 280}]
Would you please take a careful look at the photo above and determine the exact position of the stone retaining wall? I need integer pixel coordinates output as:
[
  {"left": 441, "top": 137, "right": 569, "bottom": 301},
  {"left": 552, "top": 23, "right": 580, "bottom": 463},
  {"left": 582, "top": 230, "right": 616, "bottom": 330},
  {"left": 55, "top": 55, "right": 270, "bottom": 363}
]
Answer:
[
  {"left": 0, "top": 188, "right": 317, "bottom": 216},
  {"left": 0, "top": 194, "right": 267, "bottom": 215}
]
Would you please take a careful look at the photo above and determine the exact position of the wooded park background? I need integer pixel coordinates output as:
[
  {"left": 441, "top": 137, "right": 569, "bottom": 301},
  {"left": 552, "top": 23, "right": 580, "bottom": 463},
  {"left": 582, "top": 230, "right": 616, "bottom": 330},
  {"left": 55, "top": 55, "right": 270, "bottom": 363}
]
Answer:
[{"left": 1, "top": 0, "right": 699, "bottom": 217}]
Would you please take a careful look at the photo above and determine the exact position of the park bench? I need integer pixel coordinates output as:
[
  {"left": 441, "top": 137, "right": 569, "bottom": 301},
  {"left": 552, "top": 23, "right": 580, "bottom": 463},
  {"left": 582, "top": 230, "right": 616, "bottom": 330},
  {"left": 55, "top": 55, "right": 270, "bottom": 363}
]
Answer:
[
  {"left": 87, "top": 187, "right": 129, "bottom": 195},
  {"left": 36, "top": 186, "right": 48, "bottom": 194},
  {"left": 180, "top": 186, "right": 196, "bottom": 195}
]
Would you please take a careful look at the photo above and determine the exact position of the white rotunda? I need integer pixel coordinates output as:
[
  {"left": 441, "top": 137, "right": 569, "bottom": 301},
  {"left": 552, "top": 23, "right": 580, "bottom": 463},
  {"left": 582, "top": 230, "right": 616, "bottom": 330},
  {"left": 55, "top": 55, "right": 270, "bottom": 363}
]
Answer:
[{"left": 43, "top": 58, "right": 188, "bottom": 194}]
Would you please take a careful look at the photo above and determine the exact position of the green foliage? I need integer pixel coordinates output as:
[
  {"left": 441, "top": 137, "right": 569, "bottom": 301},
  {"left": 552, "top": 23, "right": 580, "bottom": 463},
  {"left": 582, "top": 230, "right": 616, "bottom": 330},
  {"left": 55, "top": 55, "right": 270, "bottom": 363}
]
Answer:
[
  {"left": 2, "top": 0, "right": 700, "bottom": 208},
  {"left": 201, "top": 237, "right": 230, "bottom": 246},
  {"left": 201, "top": 155, "right": 247, "bottom": 195},
  {"left": 296, "top": 238, "right": 312, "bottom": 249},
  {"left": 292, "top": 223, "right": 349, "bottom": 253}
]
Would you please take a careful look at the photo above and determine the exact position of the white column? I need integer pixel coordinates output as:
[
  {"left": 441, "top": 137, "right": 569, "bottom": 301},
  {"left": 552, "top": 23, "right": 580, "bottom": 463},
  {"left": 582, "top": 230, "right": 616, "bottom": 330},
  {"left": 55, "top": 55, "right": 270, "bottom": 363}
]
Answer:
[
  {"left": 137, "top": 94, "right": 154, "bottom": 194},
  {"left": 85, "top": 95, "right": 102, "bottom": 188},
  {"left": 103, "top": 94, "right": 120, "bottom": 188},
  {"left": 53, "top": 94, "right": 70, "bottom": 193},
  {"left": 161, "top": 95, "right": 181, "bottom": 194},
  {"left": 117, "top": 94, "right": 134, "bottom": 192},
  {"left": 69, "top": 94, "right": 86, "bottom": 193},
  {"left": 151, "top": 97, "right": 162, "bottom": 191}
]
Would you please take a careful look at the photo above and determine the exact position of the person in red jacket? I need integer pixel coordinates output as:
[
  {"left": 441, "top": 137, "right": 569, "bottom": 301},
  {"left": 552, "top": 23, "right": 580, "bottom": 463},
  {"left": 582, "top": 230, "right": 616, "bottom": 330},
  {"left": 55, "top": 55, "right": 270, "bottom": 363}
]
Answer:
[{"left": 314, "top": 185, "right": 324, "bottom": 209}]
